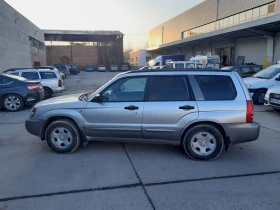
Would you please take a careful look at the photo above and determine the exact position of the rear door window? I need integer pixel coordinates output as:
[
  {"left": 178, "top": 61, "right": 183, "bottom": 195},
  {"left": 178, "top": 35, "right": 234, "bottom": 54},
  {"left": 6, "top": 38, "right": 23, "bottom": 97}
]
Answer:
[
  {"left": 195, "top": 75, "right": 237, "bottom": 100},
  {"left": 241, "top": 67, "right": 253, "bottom": 74},
  {"left": 252, "top": 66, "right": 263, "bottom": 73},
  {"left": 10, "top": 72, "right": 19, "bottom": 76},
  {"left": 39, "top": 72, "right": 57, "bottom": 79},
  {"left": 147, "top": 76, "right": 190, "bottom": 101},
  {"left": 21, "top": 72, "right": 40, "bottom": 80}
]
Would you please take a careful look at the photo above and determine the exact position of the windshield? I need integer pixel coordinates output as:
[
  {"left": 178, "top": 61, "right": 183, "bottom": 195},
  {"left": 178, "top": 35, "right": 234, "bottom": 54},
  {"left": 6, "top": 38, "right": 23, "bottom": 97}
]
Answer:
[
  {"left": 253, "top": 67, "right": 280, "bottom": 79},
  {"left": 87, "top": 65, "right": 93, "bottom": 68},
  {"left": 79, "top": 75, "right": 119, "bottom": 101}
]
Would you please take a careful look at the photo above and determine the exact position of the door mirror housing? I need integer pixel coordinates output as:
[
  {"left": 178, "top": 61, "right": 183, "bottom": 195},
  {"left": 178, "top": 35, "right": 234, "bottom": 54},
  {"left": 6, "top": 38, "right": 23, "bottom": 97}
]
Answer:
[{"left": 94, "top": 94, "right": 103, "bottom": 102}]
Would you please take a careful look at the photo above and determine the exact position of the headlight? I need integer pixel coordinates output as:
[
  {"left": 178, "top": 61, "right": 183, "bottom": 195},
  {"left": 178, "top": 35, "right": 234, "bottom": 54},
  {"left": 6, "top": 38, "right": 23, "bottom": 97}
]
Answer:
[
  {"left": 246, "top": 84, "right": 251, "bottom": 89},
  {"left": 30, "top": 107, "right": 36, "bottom": 117}
]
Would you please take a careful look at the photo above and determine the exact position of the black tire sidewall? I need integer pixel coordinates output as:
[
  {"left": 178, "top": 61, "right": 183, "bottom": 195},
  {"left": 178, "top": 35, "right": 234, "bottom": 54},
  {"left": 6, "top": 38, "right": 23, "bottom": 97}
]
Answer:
[
  {"left": 46, "top": 120, "right": 80, "bottom": 153},
  {"left": 183, "top": 124, "right": 224, "bottom": 161},
  {"left": 2, "top": 94, "right": 24, "bottom": 112},
  {"left": 44, "top": 87, "right": 52, "bottom": 99},
  {"left": 253, "top": 90, "right": 266, "bottom": 105}
]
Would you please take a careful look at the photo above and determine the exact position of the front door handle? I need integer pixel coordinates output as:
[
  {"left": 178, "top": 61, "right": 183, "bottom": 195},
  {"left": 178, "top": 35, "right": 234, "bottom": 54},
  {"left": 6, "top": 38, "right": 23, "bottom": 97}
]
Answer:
[
  {"left": 179, "top": 105, "right": 195, "bottom": 110},
  {"left": 124, "top": 105, "right": 139, "bottom": 110}
]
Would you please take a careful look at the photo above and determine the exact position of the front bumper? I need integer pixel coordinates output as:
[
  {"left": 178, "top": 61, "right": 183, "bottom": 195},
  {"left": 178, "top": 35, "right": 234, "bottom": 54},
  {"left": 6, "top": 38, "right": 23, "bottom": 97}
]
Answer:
[
  {"left": 25, "top": 118, "right": 44, "bottom": 138},
  {"left": 223, "top": 122, "right": 260, "bottom": 145}
]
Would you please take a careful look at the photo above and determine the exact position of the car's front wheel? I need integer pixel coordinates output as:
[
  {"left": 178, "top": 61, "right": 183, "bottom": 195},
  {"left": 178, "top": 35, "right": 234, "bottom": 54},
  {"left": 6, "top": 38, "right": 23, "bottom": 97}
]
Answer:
[
  {"left": 253, "top": 89, "right": 266, "bottom": 105},
  {"left": 2, "top": 94, "right": 24, "bottom": 112},
  {"left": 182, "top": 124, "right": 224, "bottom": 161},
  {"left": 45, "top": 119, "right": 81, "bottom": 153}
]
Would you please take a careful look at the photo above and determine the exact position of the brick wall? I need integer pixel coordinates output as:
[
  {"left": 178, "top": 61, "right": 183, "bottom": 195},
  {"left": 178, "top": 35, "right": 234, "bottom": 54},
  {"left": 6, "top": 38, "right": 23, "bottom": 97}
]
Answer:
[{"left": 46, "top": 45, "right": 98, "bottom": 69}]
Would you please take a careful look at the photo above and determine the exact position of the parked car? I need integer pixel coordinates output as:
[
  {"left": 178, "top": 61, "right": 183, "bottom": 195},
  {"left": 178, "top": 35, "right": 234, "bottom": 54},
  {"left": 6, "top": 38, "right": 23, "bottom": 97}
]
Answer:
[
  {"left": 97, "top": 65, "right": 106, "bottom": 72},
  {"left": 121, "top": 65, "right": 129, "bottom": 71},
  {"left": 54, "top": 65, "right": 70, "bottom": 75},
  {"left": 243, "top": 64, "right": 280, "bottom": 104},
  {"left": 110, "top": 65, "right": 119, "bottom": 72},
  {"left": 25, "top": 69, "right": 260, "bottom": 160},
  {"left": 264, "top": 85, "right": 280, "bottom": 109},
  {"left": 66, "top": 64, "right": 79, "bottom": 75},
  {"left": 6, "top": 69, "right": 64, "bottom": 99},
  {"left": 0, "top": 74, "right": 44, "bottom": 112},
  {"left": 85, "top": 64, "right": 95, "bottom": 72},
  {"left": 221, "top": 65, "right": 263, "bottom": 78},
  {"left": 36, "top": 66, "right": 66, "bottom": 79}
]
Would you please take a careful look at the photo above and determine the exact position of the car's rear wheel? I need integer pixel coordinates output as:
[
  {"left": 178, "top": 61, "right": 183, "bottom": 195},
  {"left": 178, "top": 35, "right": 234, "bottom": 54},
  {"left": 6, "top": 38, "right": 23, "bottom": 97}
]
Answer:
[
  {"left": 2, "top": 94, "right": 24, "bottom": 112},
  {"left": 45, "top": 119, "right": 81, "bottom": 153},
  {"left": 182, "top": 124, "right": 224, "bottom": 161},
  {"left": 44, "top": 87, "right": 53, "bottom": 99},
  {"left": 253, "top": 89, "right": 266, "bottom": 105}
]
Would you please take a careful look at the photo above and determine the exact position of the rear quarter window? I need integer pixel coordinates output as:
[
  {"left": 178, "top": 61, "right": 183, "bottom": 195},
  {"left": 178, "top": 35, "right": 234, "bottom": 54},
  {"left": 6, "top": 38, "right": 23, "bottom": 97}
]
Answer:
[
  {"left": 195, "top": 75, "right": 237, "bottom": 100},
  {"left": 39, "top": 72, "right": 57, "bottom": 79}
]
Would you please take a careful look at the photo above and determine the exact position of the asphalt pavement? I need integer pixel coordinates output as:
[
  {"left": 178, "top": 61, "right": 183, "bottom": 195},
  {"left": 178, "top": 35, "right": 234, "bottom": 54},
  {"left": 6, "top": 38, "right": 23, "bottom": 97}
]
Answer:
[{"left": 0, "top": 72, "right": 279, "bottom": 210}]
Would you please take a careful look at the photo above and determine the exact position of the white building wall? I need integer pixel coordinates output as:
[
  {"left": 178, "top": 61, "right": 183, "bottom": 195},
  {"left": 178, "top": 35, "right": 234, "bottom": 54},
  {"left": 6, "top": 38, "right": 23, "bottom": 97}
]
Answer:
[
  {"left": 235, "top": 37, "right": 267, "bottom": 65},
  {"left": 129, "top": 50, "right": 151, "bottom": 67},
  {"left": 0, "top": 1, "right": 46, "bottom": 72}
]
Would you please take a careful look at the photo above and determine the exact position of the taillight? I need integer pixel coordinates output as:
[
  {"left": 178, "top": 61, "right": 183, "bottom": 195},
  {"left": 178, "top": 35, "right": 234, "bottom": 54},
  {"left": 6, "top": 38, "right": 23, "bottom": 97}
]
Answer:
[
  {"left": 246, "top": 100, "right": 253, "bottom": 123},
  {"left": 27, "top": 84, "right": 39, "bottom": 91},
  {"left": 58, "top": 79, "right": 62, "bottom": 87}
]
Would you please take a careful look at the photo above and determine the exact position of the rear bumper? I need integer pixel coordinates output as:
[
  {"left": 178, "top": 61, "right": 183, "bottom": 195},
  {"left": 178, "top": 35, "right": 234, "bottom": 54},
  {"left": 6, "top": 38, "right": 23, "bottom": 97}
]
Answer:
[
  {"left": 222, "top": 122, "right": 260, "bottom": 145},
  {"left": 25, "top": 118, "right": 44, "bottom": 138},
  {"left": 52, "top": 86, "right": 64, "bottom": 94},
  {"left": 24, "top": 89, "right": 44, "bottom": 106}
]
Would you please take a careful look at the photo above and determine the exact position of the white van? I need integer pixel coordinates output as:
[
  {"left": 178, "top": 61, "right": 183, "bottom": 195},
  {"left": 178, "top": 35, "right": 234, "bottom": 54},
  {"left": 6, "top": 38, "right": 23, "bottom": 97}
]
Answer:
[
  {"left": 168, "top": 61, "right": 205, "bottom": 69},
  {"left": 190, "top": 55, "right": 220, "bottom": 69}
]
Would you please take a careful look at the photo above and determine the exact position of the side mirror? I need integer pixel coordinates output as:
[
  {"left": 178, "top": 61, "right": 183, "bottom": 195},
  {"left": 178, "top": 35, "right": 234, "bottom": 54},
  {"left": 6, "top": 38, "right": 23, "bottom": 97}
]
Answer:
[{"left": 94, "top": 94, "right": 103, "bottom": 102}]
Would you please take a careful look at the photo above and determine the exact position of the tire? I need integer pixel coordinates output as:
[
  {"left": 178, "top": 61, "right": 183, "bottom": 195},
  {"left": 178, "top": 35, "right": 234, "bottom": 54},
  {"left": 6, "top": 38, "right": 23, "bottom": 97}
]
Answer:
[
  {"left": 45, "top": 119, "right": 81, "bottom": 154},
  {"left": 182, "top": 124, "right": 224, "bottom": 161},
  {"left": 253, "top": 89, "right": 266, "bottom": 105},
  {"left": 44, "top": 87, "right": 53, "bottom": 99},
  {"left": 2, "top": 94, "right": 24, "bottom": 112}
]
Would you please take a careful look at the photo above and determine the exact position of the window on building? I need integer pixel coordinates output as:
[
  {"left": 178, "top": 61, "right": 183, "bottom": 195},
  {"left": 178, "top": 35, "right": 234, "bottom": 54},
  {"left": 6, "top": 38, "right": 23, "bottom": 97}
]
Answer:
[
  {"left": 195, "top": 75, "right": 237, "bottom": 100},
  {"left": 219, "top": 19, "right": 224, "bottom": 28},
  {"left": 233, "top": 14, "right": 239, "bottom": 24},
  {"left": 223, "top": 18, "right": 229, "bottom": 27},
  {"left": 210, "top": 22, "right": 215, "bottom": 31},
  {"left": 228, "top": 16, "right": 234, "bottom": 25},
  {"left": 260, "top": 5, "right": 268, "bottom": 16},
  {"left": 147, "top": 77, "right": 190, "bottom": 101},
  {"left": 146, "top": 56, "right": 151, "bottom": 62},
  {"left": 240, "top": 12, "right": 246, "bottom": 22},
  {"left": 253, "top": 8, "right": 260, "bottom": 19},
  {"left": 246, "top": 10, "right": 253, "bottom": 20}
]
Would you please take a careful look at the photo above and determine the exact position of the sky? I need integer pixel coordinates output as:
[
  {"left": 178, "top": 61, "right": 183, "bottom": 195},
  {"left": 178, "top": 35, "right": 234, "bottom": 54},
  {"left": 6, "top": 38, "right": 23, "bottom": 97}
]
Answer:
[{"left": 5, "top": 0, "right": 204, "bottom": 50}]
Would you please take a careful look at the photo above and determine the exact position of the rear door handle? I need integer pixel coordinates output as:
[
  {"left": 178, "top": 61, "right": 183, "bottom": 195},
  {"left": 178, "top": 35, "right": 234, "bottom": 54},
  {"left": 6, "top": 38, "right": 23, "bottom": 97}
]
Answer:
[
  {"left": 124, "top": 105, "right": 139, "bottom": 110},
  {"left": 179, "top": 105, "right": 195, "bottom": 110}
]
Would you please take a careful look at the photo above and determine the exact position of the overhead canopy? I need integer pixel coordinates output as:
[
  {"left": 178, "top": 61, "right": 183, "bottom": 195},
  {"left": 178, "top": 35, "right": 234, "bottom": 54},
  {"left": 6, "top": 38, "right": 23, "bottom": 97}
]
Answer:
[
  {"left": 147, "top": 14, "right": 280, "bottom": 51},
  {"left": 43, "top": 30, "right": 124, "bottom": 42}
]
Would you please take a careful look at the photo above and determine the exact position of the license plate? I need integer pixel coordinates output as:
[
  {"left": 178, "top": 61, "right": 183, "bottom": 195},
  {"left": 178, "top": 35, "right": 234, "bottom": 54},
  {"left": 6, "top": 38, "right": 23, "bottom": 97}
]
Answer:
[{"left": 270, "top": 98, "right": 280, "bottom": 104}]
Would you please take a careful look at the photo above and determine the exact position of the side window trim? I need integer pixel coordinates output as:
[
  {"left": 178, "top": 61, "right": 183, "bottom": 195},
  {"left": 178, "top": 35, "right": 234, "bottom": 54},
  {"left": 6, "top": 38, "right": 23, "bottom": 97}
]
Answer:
[{"left": 188, "top": 75, "right": 205, "bottom": 101}]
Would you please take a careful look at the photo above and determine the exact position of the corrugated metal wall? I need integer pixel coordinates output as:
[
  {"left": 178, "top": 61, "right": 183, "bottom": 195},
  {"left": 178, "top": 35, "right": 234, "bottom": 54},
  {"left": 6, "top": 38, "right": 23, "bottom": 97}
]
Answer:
[
  {"left": 273, "top": 34, "right": 280, "bottom": 63},
  {"left": 218, "top": 0, "right": 275, "bottom": 19},
  {"left": 235, "top": 37, "right": 267, "bottom": 65}
]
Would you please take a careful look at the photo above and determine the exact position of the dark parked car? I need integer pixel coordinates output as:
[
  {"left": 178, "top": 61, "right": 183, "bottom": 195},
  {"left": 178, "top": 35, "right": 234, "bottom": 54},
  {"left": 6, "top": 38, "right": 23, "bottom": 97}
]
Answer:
[
  {"left": 66, "top": 64, "right": 79, "bottom": 75},
  {"left": 221, "top": 65, "right": 263, "bottom": 78},
  {"left": 0, "top": 74, "right": 44, "bottom": 112},
  {"left": 54, "top": 65, "right": 70, "bottom": 75},
  {"left": 85, "top": 64, "right": 95, "bottom": 72}
]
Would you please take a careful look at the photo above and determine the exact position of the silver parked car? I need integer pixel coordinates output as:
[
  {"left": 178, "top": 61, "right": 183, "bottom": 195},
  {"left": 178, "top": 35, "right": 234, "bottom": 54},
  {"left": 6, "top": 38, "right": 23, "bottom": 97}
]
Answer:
[
  {"left": 7, "top": 69, "right": 64, "bottom": 99},
  {"left": 97, "top": 65, "right": 107, "bottom": 72},
  {"left": 110, "top": 65, "right": 119, "bottom": 72},
  {"left": 25, "top": 69, "right": 260, "bottom": 160}
]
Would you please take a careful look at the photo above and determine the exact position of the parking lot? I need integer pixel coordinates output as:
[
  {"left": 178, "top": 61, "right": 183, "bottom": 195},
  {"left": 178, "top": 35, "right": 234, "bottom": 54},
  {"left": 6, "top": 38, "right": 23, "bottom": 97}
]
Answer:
[{"left": 0, "top": 71, "right": 280, "bottom": 210}]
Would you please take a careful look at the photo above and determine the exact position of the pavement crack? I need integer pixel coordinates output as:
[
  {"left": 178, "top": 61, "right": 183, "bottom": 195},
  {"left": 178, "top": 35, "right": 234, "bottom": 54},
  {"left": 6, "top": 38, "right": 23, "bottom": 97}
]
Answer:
[
  {"left": 121, "top": 143, "right": 156, "bottom": 210},
  {"left": 261, "top": 126, "right": 280, "bottom": 134}
]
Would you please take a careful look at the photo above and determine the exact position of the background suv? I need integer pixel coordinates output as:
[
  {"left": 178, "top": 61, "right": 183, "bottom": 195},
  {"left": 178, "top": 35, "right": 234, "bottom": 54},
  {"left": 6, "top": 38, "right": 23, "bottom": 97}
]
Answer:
[
  {"left": 7, "top": 69, "right": 64, "bottom": 99},
  {"left": 26, "top": 69, "right": 260, "bottom": 160}
]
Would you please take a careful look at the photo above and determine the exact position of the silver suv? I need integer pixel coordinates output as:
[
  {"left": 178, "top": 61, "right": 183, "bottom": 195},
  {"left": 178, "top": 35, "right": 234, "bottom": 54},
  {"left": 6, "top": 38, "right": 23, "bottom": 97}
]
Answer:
[
  {"left": 25, "top": 69, "right": 260, "bottom": 160},
  {"left": 8, "top": 69, "right": 64, "bottom": 99}
]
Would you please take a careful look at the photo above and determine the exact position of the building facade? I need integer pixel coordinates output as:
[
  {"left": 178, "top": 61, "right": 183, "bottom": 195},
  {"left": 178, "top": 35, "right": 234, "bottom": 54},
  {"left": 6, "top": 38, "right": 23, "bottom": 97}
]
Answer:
[
  {"left": 148, "top": 0, "right": 280, "bottom": 66},
  {"left": 0, "top": 0, "right": 46, "bottom": 72},
  {"left": 129, "top": 50, "right": 152, "bottom": 67}
]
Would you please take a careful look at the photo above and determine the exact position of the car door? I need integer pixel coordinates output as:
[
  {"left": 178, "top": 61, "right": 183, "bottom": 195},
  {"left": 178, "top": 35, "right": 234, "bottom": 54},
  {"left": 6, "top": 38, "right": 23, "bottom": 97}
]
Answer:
[
  {"left": 142, "top": 76, "right": 198, "bottom": 142},
  {"left": 84, "top": 76, "right": 148, "bottom": 139}
]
